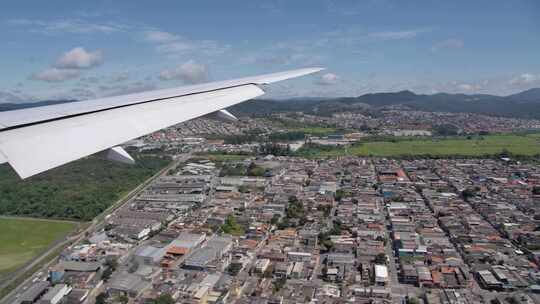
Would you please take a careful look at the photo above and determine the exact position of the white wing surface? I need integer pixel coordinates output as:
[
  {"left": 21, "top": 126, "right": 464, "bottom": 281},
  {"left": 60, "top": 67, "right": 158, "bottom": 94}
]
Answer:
[{"left": 0, "top": 68, "right": 323, "bottom": 178}]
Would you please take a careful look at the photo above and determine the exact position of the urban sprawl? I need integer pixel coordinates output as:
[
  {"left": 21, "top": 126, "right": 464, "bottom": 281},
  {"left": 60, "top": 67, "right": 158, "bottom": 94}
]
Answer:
[{"left": 9, "top": 110, "right": 540, "bottom": 304}]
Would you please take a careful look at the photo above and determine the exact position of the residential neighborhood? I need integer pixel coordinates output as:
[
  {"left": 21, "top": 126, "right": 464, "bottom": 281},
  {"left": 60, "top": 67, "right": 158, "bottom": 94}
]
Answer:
[{"left": 12, "top": 151, "right": 540, "bottom": 304}]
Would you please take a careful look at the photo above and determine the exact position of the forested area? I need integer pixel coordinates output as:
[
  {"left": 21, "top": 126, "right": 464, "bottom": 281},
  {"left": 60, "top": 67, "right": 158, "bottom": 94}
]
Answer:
[{"left": 0, "top": 155, "right": 170, "bottom": 221}]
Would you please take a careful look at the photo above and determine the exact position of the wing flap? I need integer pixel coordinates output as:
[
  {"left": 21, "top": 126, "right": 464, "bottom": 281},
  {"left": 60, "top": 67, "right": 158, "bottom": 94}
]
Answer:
[{"left": 0, "top": 84, "right": 264, "bottom": 178}]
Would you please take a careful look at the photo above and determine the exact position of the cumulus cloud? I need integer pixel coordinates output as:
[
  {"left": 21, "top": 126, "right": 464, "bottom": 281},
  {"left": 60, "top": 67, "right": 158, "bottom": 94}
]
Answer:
[
  {"left": 54, "top": 47, "right": 103, "bottom": 69},
  {"left": 30, "top": 68, "right": 81, "bottom": 82},
  {"left": 159, "top": 60, "right": 209, "bottom": 84},
  {"left": 315, "top": 73, "right": 340, "bottom": 85},
  {"left": 432, "top": 38, "right": 464, "bottom": 51},
  {"left": 31, "top": 47, "right": 103, "bottom": 83}
]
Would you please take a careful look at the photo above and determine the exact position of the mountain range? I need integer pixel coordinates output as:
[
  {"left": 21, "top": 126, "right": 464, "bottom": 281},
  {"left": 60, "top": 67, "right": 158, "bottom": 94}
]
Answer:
[
  {"left": 1, "top": 88, "right": 540, "bottom": 120},
  {"left": 230, "top": 88, "right": 540, "bottom": 119}
]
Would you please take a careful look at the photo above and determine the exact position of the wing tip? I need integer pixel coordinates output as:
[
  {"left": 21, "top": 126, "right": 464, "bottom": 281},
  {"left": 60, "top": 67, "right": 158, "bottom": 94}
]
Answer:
[{"left": 257, "top": 67, "right": 325, "bottom": 85}]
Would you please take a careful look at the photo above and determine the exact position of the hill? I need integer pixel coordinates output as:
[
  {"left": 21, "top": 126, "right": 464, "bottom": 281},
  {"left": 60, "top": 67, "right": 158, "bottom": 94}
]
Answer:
[
  {"left": 0, "top": 100, "right": 76, "bottom": 112},
  {"left": 2, "top": 87, "right": 540, "bottom": 119},
  {"left": 231, "top": 88, "right": 540, "bottom": 119}
]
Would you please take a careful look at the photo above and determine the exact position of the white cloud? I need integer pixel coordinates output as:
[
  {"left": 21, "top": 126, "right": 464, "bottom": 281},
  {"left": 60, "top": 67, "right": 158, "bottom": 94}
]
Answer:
[
  {"left": 142, "top": 30, "right": 231, "bottom": 56},
  {"left": 241, "top": 53, "right": 323, "bottom": 67},
  {"left": 159, "top": 60, "right": 209, "bottom": 84},
  {"left": 432, "top": 38, "right": 464, "bottom": 51},
  {"left": 99, "top": 81, "right": 158, "bottom": 97},
  {"left": 509, "top": 73, "right": 539, "bottom": 85},
  {"left": 456, "top": 83, "right": 476, "bottom": 91},
  {"left": 7, "top": 18, "right": 126, "bottom": 34},
  {"left": 143, "top": 30, "right": 179, "bottom": 43},
  {"left": 54, "top": 47, "right": 103, "bottom": 69},
  {"left": 315, "top": 73, "right": 340, "bottom": 85},
  {"left": 30, "top": 47, "right": 103, "bottom": 83},
  {"left": 30, "top": 68, "right": 81, "bottom": 82},
  {"left": 158, "top": 40, "right": 230, "bottom": 56},
  {"left": 156, "top": 41, "right": 195, "bottom": 53},
  {"left": 368, "top": 30, "right": 423, "bottom": 40}
]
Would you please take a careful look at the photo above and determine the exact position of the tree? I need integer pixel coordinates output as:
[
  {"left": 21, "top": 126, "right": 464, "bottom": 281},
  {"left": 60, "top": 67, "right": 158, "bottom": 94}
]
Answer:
[
  {"left": 105, "top": 258, "right": 118, "bottom": 270},
  {"left": 329, "top": 220, "right": 342, "bottom": 235},
  {"left": 273, "top": 278, "right": 287, "bottom": 293},
  {"left": 247, "top": 162, "right": 266, "bottom": 176},
  {"left": 259, "top": 142, "right": 292, "bottom": 156},
  {"left": 95, "top": 293, "right": 107, "bottom": 304},
  {"left": 286, "top": 197, "right": 305, "bottom": 222},
  {"left": 101, "top": 267, "right": 113, "bottom": 282},
  {"left": 317, "top": 205, "right": 332, "bottom": 217},
  {"left": 408, "top": 297, "right": 420, "bottom": 304},
  {"left": 151, "top": 294, "right": 175, "bottom": 304},
  {"left": 227, "top": 263, "right": 243, "bottom": 276},
  {"left": 270, "top": 214, "right": 280, "bottom": 225},
  {"left": 115, "top": 294, "right": 129, "bottom": 304},
  {"left": 221, "top": 215, "right": 245, "bottom": 236},
  {"left": 433, "top": 124, "right": 459, "bottom": 136},
  {"left": 374, "top": 253, "right": 387, "bottom": 265}
]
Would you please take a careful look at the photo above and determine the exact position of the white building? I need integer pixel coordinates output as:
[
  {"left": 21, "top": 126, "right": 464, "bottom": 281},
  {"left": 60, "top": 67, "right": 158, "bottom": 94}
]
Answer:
[{"left": 374, "top": 264, "right": 388, "bottom": 285}]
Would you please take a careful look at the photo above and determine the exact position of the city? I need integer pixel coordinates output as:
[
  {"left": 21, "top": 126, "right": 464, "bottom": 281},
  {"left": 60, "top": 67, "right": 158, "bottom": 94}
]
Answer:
[
  {"left": 1, "top": 1, "right": 540, "bottom": 304},
  {"left": 2, "top": 109, "right": 540, "bottom": 303}
]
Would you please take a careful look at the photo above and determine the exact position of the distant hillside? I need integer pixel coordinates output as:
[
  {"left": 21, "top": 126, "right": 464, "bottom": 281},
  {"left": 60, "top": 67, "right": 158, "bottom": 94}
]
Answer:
[
  {"left": 0, "top": 100, "right": 76, "bottom": 112},
  {"left": 232, "top": 88, "right": 540, "bottom": 119},
  {"left": 2, "top": 88, "right": 540, "bottom": 119},
  {"left": 506, "top": 88, "right": 540, "bottom": 103}
]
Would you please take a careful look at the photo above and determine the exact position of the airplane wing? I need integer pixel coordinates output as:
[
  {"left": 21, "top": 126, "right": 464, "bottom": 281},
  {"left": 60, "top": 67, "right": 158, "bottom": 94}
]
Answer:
[{"left": 0, "top": 67, "right": 323, "bottom": 179}]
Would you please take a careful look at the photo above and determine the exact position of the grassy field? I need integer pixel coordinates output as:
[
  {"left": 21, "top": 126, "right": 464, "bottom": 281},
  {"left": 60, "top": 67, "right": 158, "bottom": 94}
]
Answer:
[
  {"left": 291, "top": 126, "right": 339, "bottom": 136},
  {"left": 297, "top": 133, "right": 540, "bottom": 158},
  {"left": 193, "top": 152, "right": 254, "bottom": 163},
  {"left": 0, "top": 217, "right": 77, "bottom": 276}
]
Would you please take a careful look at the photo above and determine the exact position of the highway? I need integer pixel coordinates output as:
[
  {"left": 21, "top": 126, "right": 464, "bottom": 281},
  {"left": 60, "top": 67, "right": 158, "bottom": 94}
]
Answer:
[{"left": 0, "top": 153, "right": 191, "bottom": 304}]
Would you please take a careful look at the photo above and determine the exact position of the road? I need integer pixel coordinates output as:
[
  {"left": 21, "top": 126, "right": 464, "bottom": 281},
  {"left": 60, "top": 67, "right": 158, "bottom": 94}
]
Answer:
[{"left": 0, "top": 153, "right": 191, "bottom": 304}]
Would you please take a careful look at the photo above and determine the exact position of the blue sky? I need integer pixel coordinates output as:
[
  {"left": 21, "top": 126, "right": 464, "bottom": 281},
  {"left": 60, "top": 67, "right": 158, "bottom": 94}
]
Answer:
[{"left": 1, "top": 0, "right": 539, "bottom": 102}]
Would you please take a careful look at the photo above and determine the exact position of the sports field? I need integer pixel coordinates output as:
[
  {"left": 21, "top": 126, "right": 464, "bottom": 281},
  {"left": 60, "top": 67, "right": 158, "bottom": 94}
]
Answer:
[
  {"left": 0, "top": 217, "right": 77, "bottom": 276},
  {"left": 297, "top": 133, "right": 540, "bottom": 158}
]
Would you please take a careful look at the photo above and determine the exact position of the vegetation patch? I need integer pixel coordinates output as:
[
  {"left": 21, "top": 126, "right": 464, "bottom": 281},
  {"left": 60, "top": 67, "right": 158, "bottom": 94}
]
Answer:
[
  {"left": 194, "top": 152, "right": 253, "bottom": 163},
  {"left": 295, "top": 133, "right": 540, "bottom": 158},
  {"left": 0, "top": 155, "right": 170, "bottom": 221},
  {"left": 221, "top": 215, "right": 245, "bottom": 236},
  {"left": 0, "top": 217, "right": 77, "bottom": 276}
]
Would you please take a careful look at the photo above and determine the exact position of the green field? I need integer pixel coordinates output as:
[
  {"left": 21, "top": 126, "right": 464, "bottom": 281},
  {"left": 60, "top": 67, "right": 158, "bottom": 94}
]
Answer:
[
  {"left": 0, "top": 217, "right": 77, "bottom": 275},
  {"left": 193, "top": 152, "right": 253, "bottom": 163},
  {"left": 291, "top": 126, "right": 339, "bottom": 136},
  {"left": 297, "top": 134, "right": 540, "bottom": 158}
]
